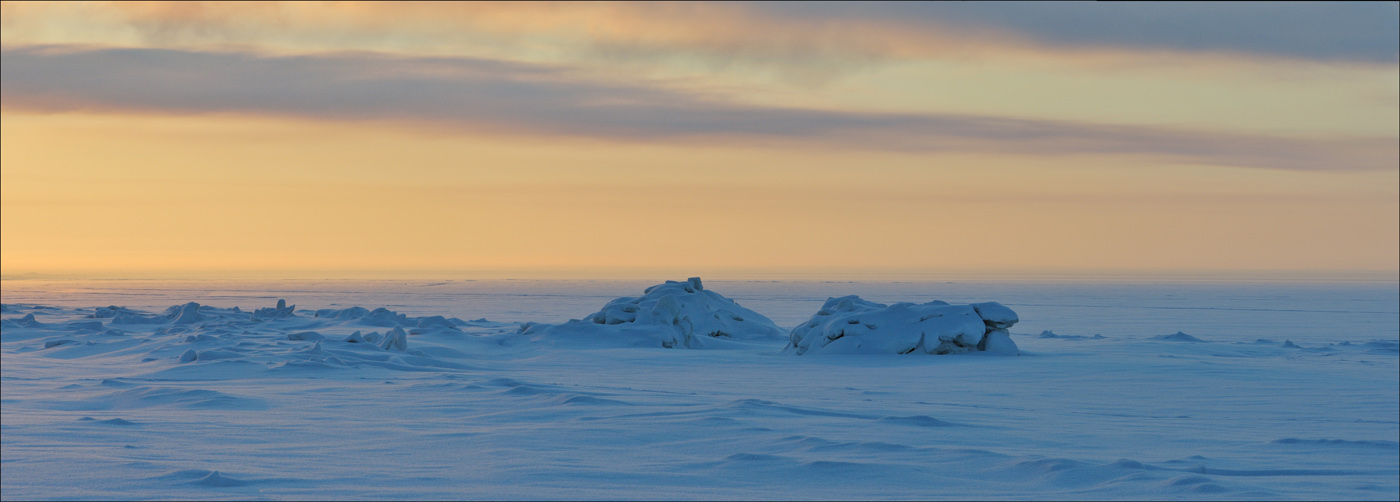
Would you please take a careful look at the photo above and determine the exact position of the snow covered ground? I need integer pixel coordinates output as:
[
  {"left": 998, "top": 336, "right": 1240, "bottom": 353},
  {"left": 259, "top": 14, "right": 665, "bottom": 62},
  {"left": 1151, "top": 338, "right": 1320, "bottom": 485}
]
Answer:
[{"left": 2, "top": 278, "right": 1397, "bottom": 500}]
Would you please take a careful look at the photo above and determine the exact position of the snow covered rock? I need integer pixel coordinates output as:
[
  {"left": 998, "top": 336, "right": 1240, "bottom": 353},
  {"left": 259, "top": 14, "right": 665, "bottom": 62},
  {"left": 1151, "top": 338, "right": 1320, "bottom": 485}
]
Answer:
[
  {"left": 517, "top": 277, "right": 786, "bottom": 349},
  {"left": 788, "top": 296, "right": 1020, "bottom": 356}
]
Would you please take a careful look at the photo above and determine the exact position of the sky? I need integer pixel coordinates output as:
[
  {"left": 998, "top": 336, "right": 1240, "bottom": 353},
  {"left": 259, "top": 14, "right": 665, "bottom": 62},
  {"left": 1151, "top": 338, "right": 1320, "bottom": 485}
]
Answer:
[{"left": 1, "top": 2, "right": 1397, "bottom": 279}]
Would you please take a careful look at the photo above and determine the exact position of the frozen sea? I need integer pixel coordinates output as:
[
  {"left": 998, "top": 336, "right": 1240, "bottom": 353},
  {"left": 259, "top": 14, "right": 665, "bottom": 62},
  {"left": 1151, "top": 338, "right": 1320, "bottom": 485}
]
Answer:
[{"left": 2, "top": 277, "right": 1397, "bottom": 500}]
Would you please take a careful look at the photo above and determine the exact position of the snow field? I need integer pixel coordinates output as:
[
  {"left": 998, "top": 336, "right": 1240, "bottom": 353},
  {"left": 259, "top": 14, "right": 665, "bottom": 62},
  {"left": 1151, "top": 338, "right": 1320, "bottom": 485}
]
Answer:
[{"left": 2, "top": 278, "right": 1396, "bottom": 500}]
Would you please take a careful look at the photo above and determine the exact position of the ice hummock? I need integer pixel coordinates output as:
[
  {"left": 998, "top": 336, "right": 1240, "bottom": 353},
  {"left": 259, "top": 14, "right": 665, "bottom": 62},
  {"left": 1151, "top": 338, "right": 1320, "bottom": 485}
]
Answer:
[
  {"left": 518, "top": 277, "right": 787, "bottom": 348},
  {"left": 786, "top": 296, "right": 1020, "bottom": 355}
]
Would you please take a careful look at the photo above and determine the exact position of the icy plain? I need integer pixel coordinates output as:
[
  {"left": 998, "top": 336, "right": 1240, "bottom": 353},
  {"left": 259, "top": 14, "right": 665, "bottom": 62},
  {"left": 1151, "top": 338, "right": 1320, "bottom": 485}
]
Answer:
[{"left": 2, "top": 278, "right": 1397, "bottom": 500}]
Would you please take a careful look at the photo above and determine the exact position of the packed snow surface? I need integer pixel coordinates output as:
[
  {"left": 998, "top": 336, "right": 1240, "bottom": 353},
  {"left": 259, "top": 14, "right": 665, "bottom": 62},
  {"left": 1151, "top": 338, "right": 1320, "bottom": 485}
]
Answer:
[{"left": 1, "top": 278, "right": 1397, "bottom": 500}]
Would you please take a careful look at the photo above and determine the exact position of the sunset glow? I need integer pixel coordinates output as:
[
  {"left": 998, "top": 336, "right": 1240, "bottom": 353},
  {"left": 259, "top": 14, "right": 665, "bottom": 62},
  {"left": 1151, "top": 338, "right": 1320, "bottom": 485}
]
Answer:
[{"left": 3, "top": 2, "right": 1396, "bottom": 277}]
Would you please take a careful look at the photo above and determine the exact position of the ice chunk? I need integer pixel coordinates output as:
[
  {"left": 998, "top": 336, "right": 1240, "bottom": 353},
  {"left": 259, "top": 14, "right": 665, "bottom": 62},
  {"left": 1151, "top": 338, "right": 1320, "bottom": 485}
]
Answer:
[
  {"left": 789, "top": 296, "right": 1018, "bottom": 356},
  {"left": 8, "top": 314, "right": 40, "bottom": 327},
  {"left": 978, "top": 329, "right": 1019, "bottom": 355},
  {"left": 359, "top": 308, "right": 407, "bottom": 327},
  {"left": 252, "top": 299, "right": 295, "bottom": 320},
  {"left": 517, "top": 278, "right": 785, "bottom": 349},
  {"left": 1152, "top": 331, "right": 1206, "bottom": 342},
  {"left": 416, "top": 315, "right": 459, "bottom": 330},
  {"left": 380, "top": 326, "right": 408, "bottom": 351},
  {"left": 92, "top": 306, "right": 138, "bottom": 319},
  {"left": 314, "top": 307, "right": 369, "bottom": 320},
  {"left": 971, "top": 302, "right": 1018, "bottom": 329},
  {"left": 170, "top": 303, "right": 205, "bottom": 325}
]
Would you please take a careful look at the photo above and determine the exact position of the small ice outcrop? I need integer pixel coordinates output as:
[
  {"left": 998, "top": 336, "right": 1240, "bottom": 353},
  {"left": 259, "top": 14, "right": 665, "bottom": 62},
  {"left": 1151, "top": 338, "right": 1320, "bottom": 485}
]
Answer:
[
  {"left": 1152, "top": 331, "right": 1206, "bottom": 342},
  {"left": 178, "top": 349, "right": 198, "bottom": 363},
  {"left": 12, "top": 313, "right": 42, "bottom": 327},
  {"left": 414, "top": 315, "right": 460, "bottom": 332},
  {"left": 971, "top": 302, "right": 1018, "bottom": 329},
  {"left": 252, "top": 299, "right": 295, "bottom": 320},
  {"left": 344, "top": 331, "right": 367, "bottom": 343},
  {"left": 359, "top": 308, "right": 408, "bottom": 327},
  {"left": 787, "top": 296, "right": 1019, "bottom": 356},
  {"left": 380, "top": 326, "right": 408, "bottom": 351},
  {"left": 169, "top": 303, "right": 206, "bottom": 325},
  {"left": 314, "top": 306, "right": 369, "bottom": 320},
  {"left": 194, "top": 471, "right": 248, "bottom": 487},
  {"left": 518, "top": 277, "right": 786, "bottom": 349},
  {"left": 978, "top": 329, "right": 1019, "bottom": 355},
  {"left": 91, "top": 306, "right": 138, "bottom": 319}
]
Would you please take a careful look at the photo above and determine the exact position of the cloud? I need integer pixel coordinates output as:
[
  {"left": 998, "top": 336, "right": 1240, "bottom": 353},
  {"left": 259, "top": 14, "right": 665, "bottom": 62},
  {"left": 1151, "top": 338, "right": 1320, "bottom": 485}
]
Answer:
[
  {"left": 3, "top": 45, "right": 1394, "bottom": 171},
  {"left": 3, "top": 2, "right": 1394, "bottom": 71},
  {"left": 755, "top": 2, "right": 1400, "bottom": 64}
]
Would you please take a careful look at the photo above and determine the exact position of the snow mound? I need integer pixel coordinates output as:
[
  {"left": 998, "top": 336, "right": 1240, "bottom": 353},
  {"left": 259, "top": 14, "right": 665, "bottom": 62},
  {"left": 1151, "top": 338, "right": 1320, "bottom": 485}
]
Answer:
[
  {"left": 1152, "top": 331, "right": 1206, "bottom": 342},
  {"left": 787, "top": 296, "right": 1020, "bottom": 355},
  {"left": 107, "top": 302, "right": 206, "bottom": 325},
  {"left": 313, "top": 306, "right": 369, "bottom": 320},
  {"left": 518, "top": 277, "right": 786, "bottom": 348}
]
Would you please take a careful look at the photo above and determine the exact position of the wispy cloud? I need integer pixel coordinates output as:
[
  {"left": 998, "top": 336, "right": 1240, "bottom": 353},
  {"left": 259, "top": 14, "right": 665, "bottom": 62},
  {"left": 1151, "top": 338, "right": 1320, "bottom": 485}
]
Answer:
[
  {"left": 752, "top": 2, "right": 1400, "bottom": 64},
  {"left": 4, "top": 2, "right": 1394, "bottom": 69},
  {"left": 3, "top": 45, "right": 1394, "bottom": 171}
]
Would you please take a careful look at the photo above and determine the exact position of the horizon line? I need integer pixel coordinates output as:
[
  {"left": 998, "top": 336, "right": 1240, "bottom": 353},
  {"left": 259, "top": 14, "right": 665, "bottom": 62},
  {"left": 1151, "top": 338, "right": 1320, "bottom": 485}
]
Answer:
[{"left": 3, "top": 267, "right": 1396, "bottom": 285}]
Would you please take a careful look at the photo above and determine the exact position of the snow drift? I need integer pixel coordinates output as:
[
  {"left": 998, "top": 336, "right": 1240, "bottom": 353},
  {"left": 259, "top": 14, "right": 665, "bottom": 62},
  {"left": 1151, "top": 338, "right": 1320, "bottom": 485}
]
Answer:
[
  {"left": 517, "top": 278, "right": 786, "bottom": 348},
  {"left": 786, "top": 296, "right": 1020, "bottom": 355}
]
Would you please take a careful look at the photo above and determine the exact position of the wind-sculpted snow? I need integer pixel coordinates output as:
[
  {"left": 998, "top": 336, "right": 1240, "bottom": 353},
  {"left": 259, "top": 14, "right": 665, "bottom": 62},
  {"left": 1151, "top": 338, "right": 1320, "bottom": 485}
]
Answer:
[
  {"left": 0, "top": 300, "right": 515, "bottom": 378},
  {"left": 517, "top": 277, "right": 787, "bottom": 349},
  {"left": 1, "top": 280, "right": 1397, "bottom": 500},
  {"left": 787, "top": 296, "right": 1021, "bottom": 355}
]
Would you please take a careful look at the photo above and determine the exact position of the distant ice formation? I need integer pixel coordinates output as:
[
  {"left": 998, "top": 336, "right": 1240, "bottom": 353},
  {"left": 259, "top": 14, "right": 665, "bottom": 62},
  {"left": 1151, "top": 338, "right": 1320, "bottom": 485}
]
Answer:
[
  {"left": 786, "top": 296, "right": 1020, "bottom": 355},
  {"left": 1152, "top": 331, "right": 1207, "bottom": 342},
  {"left": 517, "top": 277, "right": 787, "bottom": 348}
]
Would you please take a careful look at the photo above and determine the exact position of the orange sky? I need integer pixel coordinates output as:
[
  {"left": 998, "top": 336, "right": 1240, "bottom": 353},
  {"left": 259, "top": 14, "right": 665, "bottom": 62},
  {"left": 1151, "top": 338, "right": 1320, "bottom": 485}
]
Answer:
[{"left": 2, "top": 2, "right": 1397, "bottom": 278}]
